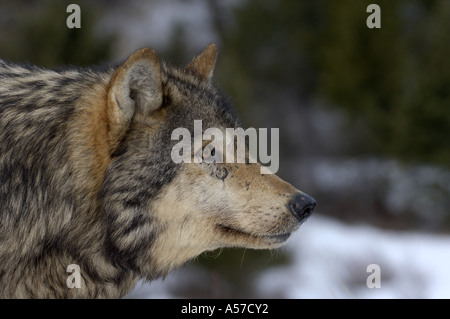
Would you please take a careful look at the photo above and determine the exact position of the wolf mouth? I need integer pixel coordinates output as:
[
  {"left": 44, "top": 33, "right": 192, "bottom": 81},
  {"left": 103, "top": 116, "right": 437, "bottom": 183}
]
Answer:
[{"left": 217, "top": 225, "right": 291, "bottom": 242}]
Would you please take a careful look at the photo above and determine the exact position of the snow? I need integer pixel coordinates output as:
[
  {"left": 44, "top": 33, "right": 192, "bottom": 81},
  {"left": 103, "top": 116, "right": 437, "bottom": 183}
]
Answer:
[
  {"left": 126, "top": 215, "right": 450, "bottom": 299},
  {"left": 256, "top": 215, "right": 450, "bottom": 299}
]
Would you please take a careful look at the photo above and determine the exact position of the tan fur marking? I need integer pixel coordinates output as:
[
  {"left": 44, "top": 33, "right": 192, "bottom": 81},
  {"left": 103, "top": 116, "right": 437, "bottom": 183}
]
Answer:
[
  {"left": 106, "top": 88, "right": 129, "bottom": 152},
  {"left": 70, "top": 82, "right": 112, "bottom": 198}
]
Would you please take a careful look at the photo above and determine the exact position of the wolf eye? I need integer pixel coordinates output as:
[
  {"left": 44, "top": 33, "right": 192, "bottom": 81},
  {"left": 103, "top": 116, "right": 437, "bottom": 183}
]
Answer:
[
  {"left": 202, "top": 144, "right": 220, "bottom": 163},
  {"left": 202, "top": 145, "right": 215, "bottom": 159}
]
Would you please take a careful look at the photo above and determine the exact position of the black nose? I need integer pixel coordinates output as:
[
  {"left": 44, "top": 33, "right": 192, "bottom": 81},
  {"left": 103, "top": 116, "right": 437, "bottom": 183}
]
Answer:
[{"left": 289, "top": 193, "right": 316, "bottom": 222}]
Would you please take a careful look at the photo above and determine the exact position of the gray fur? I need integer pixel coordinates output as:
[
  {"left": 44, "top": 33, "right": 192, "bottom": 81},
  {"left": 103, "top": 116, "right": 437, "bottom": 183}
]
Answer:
[{"left": 0, "top": 46, "right": 310, "bottom": 298}]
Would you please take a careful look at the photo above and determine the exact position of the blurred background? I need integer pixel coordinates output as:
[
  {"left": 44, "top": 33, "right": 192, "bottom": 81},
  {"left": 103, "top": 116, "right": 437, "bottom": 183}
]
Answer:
[{"left": 1, "top": 0, "right": 449, "bottom": 298}]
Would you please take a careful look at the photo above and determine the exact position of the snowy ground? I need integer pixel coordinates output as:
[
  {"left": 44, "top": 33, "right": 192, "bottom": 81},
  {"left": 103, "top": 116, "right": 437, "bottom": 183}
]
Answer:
[
  {"left": 256, "top": 215, "right": 450, "bottom": 299},
  {"left": 126, "top": 215, "right": 450, "bottom": 299}
]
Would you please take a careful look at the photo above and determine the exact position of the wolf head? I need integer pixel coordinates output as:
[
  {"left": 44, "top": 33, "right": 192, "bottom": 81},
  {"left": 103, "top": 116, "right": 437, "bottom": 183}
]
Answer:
[{"left": 100, "top": 44, "right": 316, "bottom": 278}]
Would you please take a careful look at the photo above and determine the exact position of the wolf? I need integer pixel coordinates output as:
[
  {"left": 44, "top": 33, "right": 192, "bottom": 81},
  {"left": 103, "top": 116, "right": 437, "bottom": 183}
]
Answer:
[{"left": 0, "top": 44, "right": 316, "bottom": 298}]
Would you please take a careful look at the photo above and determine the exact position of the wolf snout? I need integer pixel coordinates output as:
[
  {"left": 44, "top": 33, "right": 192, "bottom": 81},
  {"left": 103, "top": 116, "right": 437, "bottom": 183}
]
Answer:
[{"left": 289, "top": 193, "right": 316, "bottom": 222}]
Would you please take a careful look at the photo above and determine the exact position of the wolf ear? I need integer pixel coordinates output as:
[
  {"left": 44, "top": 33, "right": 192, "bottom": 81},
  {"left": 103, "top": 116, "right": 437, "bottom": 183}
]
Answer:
[
  {"left": 108, "top": 48, "right": 162, "bottom": 120},
  {"left": 184, "top": 43, "right": 218, "bottom": 83},
  {"left": 107, "top": 48, "right": 162, "bottom": 149}
]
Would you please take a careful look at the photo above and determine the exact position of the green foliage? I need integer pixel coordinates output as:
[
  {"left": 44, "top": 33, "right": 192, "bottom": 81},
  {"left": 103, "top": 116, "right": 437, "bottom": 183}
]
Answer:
[
  {"left": 194, "top": 248, "right": 292, "bottom": 297},
  {"left": 320, "top": 0, "right": 450, "bottom": 166},
  {"left": 216, "top": 1, "right": 328, "bottom": 120},
  {"left": 219, "top": 0, "right": 450, "bottom": 167},
  {"left": 0, "top": 0, "right": 114, "bottom": 67}
]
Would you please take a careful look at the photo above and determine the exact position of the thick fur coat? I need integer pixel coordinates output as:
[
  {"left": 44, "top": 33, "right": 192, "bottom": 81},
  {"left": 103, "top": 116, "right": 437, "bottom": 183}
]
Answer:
[{"left": 0, "top": 45, "right": 315, "bottom": 298}]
